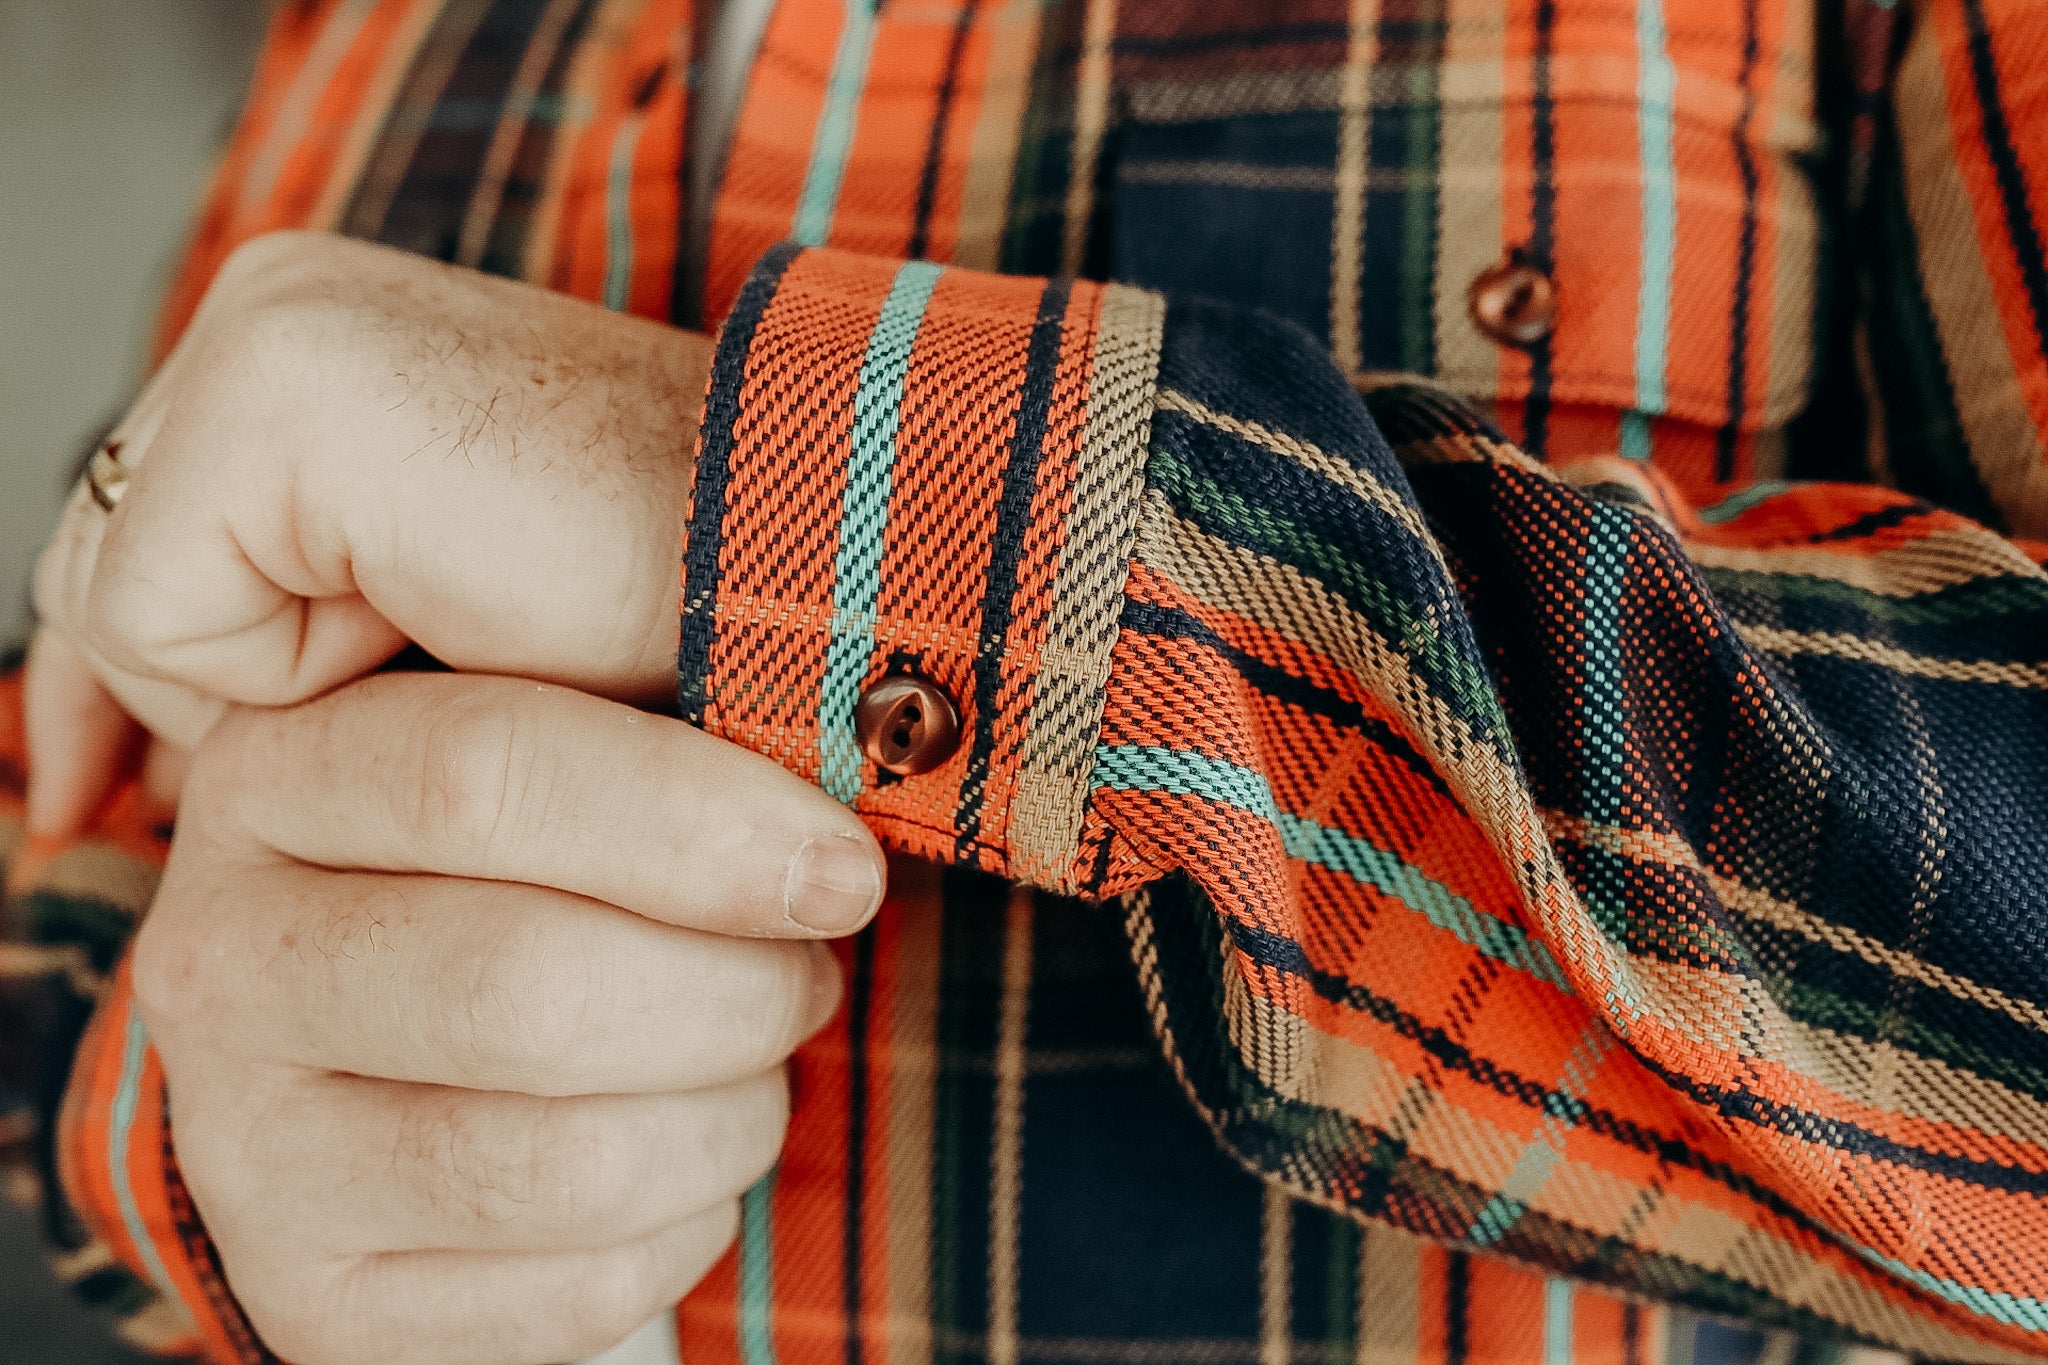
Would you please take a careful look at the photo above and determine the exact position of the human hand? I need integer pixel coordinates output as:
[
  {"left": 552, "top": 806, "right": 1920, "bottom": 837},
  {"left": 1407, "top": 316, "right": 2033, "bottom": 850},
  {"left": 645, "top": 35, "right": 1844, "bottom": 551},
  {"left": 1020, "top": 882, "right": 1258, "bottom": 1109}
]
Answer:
[
  {"left": 137, "top": 670, "right": 883, "bottom": 1364},
  {"left": 28, "top": 230, "right": 713, "bottom": 835}
]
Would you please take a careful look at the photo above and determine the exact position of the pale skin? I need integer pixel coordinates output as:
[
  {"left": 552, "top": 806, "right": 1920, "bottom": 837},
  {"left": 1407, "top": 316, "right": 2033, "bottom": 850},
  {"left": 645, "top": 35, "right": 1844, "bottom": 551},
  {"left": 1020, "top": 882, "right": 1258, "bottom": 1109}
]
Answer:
[{"left": 27, "top": 232, "right": 878, "bottom": 1364}]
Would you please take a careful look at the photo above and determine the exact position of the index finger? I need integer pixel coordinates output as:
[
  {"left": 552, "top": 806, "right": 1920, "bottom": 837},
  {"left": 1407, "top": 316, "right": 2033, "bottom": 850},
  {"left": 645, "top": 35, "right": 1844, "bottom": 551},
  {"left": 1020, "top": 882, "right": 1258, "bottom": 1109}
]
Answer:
[{"left": 189, "top": 672, "right": 884, "bottom": 939}]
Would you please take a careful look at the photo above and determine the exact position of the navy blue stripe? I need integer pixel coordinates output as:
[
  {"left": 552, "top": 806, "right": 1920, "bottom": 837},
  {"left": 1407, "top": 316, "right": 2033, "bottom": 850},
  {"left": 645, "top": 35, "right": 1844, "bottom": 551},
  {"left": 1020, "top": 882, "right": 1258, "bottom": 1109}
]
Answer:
[
  {"left": 842, "top": 926, "right": 876, "bottom": 1365},
  {"left": 1959, "top": 0, "right": 2048, "bottom": 367},
  {"left": 1524, "top": 0, "right": 1558, "bottom": 459},
  {"left": 955, "top": 279, "right": 1073, "bottom": 860},
  {"left": 677, "top": 241, "right": 804, "bottom": 723},
  {"left": 905, "top": 0, "right": 980, "bottom": 261},
  {"left": 1120, "top": 598, "right": 1457, "bottom": 801},
  {"left": 1805, "top": 500, "right": 1925, "bottom": 542},
  {"left": 358, "top": 0, "right": 552, "bottom": 258},
  {"left": 1716, "top": 0, "right": 1760, "bottom": 483},
  {"left": 1446, "top": 1252, "right": 1470, "bottom": 1365}
]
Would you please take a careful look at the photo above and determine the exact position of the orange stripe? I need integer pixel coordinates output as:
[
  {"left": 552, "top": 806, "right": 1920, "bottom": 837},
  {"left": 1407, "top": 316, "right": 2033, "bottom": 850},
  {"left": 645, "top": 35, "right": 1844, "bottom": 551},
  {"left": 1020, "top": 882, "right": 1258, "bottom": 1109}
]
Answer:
[{"left": 705, "top": 0, "right": 846, "bottom": 322}]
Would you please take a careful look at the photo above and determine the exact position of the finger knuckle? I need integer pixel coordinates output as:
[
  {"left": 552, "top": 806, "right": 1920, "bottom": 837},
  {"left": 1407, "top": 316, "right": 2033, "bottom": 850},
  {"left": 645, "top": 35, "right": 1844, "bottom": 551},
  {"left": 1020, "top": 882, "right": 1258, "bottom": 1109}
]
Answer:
[
  {"left": 724, "top": 944, "right": 827, "bottom": 1072},
  {"left": 683, "top": 1074, "right": 791, "bottom": 1198},
  {"left": 408, "top": 692, "right": 553, "bottom": 864},
  {"left": 563, "top": 1254, "right": 661, "bottom": 1356},
  {"left": 446, "top": 916, "right": 592, "bottom": 1084},
  {"left": 129, "top": 878, "right": 226, "bottom": 1034}
]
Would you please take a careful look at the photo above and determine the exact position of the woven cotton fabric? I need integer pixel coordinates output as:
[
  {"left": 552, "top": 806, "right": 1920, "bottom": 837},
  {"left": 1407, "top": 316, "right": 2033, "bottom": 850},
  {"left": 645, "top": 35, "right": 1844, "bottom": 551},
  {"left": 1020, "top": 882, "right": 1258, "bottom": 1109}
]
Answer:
[{"left": 6, "top": 0, "right": 2048, "bottom": 1361}]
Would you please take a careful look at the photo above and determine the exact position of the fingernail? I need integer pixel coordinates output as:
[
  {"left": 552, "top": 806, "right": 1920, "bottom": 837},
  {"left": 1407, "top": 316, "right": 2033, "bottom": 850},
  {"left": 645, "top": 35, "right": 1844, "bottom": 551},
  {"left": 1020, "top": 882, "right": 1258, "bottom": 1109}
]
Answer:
[{"left": 784, "top": 834, "right": 883, "bottom": 934}]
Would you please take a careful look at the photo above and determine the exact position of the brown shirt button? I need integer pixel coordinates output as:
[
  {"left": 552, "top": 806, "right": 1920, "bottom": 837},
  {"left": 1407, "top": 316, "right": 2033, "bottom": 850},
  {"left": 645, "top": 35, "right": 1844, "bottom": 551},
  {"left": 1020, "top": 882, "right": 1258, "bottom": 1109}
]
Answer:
[
  {"left": 855, "top": 676, "right": 961, "bottom": 777},
  {"left": 1467, "top": 259, "right": 1557, "bottom": 348}
]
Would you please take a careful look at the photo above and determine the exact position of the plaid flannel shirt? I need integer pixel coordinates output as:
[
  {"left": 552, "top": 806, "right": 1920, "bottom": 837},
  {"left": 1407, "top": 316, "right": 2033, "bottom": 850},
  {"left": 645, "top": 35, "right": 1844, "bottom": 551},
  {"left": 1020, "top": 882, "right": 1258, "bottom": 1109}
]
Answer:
[{"left": 5, "top": 0, "right": 2048, "bottom": 1361}]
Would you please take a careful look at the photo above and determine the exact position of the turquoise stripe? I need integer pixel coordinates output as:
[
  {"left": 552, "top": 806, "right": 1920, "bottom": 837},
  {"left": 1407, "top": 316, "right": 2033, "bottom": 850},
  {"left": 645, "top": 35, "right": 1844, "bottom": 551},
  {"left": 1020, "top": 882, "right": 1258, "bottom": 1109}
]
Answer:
[
  {"left": 1581, "top": 508, "right": 1631, "bottom": 825},
  {"left": 1624, "top": 0, "right": 1678, "bottom": 463},
  {"left": 1697, "top": 479, "right": 1792, "bottom": 524},
  {"left": 1466, "top": 1027, "right": 1609, "bottom": 1245},
  {"left": 601, "top": 113, "right": 646, "bottom": 312},
  {"left": 1466, "top": 1147, "right": 1560, "bottom": 1247},
  {"left": 1854, "top": 1246, "right": 2048, "bottom": 1331},
  {"left": 1544, "top": 1278, "right": 1575, "bottom": 1365},
  {"left": 739, "top": 1169, "right": 779, "bottom": 1363},
  {"left": 109, "top": 1012, "right": 177, "bottom": 1298},
  {"left": 1091, "top": 745, "right": 1571, "bottom": 991},
  {"left": 791, "top": 0, "right": 880, "bottom": 245},
  {"left": 819, "top": 260, "right": 944, "bottom": 803}
]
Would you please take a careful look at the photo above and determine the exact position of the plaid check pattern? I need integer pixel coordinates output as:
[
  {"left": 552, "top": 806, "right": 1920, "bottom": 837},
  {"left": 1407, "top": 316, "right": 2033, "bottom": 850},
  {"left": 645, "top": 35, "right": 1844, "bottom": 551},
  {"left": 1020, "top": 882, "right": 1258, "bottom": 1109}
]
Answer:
[{"left": 6, "top": 0, "right": 2048, "bottom": 1360}]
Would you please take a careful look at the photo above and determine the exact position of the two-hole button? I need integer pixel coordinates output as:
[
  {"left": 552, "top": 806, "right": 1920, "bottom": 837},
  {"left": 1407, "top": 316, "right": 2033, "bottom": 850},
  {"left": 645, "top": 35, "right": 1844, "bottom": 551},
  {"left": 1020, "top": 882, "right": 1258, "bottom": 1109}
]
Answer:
[
  {"left": 1467, "top": 258, "right": 1556, "bottom": 348},
  {"left": 855, "top": 676, "right": 961, "bottom": 777}
]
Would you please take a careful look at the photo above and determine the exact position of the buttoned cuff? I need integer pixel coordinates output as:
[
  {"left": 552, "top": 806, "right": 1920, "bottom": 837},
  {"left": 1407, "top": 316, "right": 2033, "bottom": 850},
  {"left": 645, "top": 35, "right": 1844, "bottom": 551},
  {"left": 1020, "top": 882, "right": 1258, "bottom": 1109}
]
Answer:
[{"left": 679, "top": 245, "right": 1164, "bottom": 892}]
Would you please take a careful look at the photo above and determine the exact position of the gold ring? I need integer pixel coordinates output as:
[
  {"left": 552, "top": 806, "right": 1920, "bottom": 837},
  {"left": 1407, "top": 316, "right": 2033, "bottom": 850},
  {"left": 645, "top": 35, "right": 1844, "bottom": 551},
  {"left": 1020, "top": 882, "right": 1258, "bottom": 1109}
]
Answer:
[{"left": 84, "top": 441, "right": 129, "bottom": 512}]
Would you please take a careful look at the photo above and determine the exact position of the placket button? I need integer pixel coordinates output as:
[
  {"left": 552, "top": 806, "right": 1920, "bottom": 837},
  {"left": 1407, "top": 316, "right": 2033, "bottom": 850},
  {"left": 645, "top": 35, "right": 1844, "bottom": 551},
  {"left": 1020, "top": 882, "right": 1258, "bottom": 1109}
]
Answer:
[
  {"left": 1467, "top": 259, "right": 1557, "bottom": 348},
  {"left": 855, "top": 677, "right": 962, "bottom": 777}
]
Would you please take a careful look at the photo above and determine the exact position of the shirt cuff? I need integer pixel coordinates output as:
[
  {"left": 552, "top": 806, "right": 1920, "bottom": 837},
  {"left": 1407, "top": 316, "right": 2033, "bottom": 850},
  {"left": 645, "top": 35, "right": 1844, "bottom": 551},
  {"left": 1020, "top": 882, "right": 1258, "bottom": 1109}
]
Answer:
[{"left": 679, "top": 244, "right": 1164, "bottom": 893}]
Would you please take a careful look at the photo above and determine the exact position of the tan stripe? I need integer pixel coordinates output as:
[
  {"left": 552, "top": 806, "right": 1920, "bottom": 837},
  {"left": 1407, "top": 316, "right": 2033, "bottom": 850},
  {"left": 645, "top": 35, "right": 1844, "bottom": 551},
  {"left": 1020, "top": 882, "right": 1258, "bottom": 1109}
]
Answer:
[
  {"left": 951, "top": 0, "right": 1043, "bottom": 270},
  {"left": 1736, "top": 623, "right": 2048, "bottom": 688},
  {"left": 335, "top": 0, "right": 495, "bottom": 239},
  {"left": 49, "top": 1240, "right": 117, "bottom": 1284},
  {"left": 1328, "top": 0, "right": 1379, "bottom": 375},
  {"left": 1894, "top": 17, "right": 2048, "bottom": 535},
  {"left": 454, "top": 0, "right": 588, "bottom": 269},
  {"left": 521, "top": 0, "right": 651, "bottom": 285},
  {"left": 240, "top": 0, "right": 386, "bottom": 216},
  {"left": 1542, "top": 809, "right": 2048, "bottom": 1042},
  {"left": 311, "top": 0, "right": 465, "bottom": 230},
  {"left": 1685, "top": 527, "right": 2046, "bottom": 597},
  {"left": 1059, "top": 0, "right": 1118, "bottom": 276},
  {"left": 113, "top": 1296, "right": 203, "bottom": 1354},
  {"left": 1432, "top": 1, "right": 1507, "bottom": 402},
  {"left": 1155, "top": 388, "right": 1443, "bottom": 562},
  {"left": 1755, "top": 0, "right": 1822, "bottom": 448},
  {"left": 0, "top": 943, "right": 102, "bottom": 999},
  {"left": 1260, "top": 1183, "right": 1293, "bottom": 1365},
  {"left": 886, "top": 862, "right": 944, "bottom": 1365},
  {"left": 1011, "top": 284, "right": 1164, "bottom": 888},
  {"left": 34, "top": 843, "right": 160, "bottom": 918},
  {"left": 987, "top": 885, "right": 1035, "bottom": 1365},
  {"left": 1355, "top": 1224, "right": 1420, "bottom": 1365}
]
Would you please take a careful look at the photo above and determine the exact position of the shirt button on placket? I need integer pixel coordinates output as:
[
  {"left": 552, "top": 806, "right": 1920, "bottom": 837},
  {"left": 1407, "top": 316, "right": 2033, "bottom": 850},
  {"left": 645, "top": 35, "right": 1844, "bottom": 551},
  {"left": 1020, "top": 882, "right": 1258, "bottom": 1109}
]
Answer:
[
  {"left": 854, "top": 676, "right": 962, "bottom": 777},
  {"left": 1467, "top": 258, "right": 1557, "bottom": 348}
]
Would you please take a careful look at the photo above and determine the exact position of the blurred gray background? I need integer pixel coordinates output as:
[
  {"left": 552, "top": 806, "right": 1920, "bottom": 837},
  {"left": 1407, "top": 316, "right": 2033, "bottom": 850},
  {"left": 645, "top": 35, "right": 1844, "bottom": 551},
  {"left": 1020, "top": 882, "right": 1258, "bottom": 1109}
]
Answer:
[{"left": 1, "top": 0, "right": 266, "bottom": 1358}]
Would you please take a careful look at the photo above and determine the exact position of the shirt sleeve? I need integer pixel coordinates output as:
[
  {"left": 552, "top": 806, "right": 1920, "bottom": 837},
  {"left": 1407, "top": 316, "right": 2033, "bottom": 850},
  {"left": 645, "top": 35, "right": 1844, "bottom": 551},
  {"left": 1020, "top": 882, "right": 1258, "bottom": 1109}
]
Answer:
[
  {"left": 681, "top": 242, "right": 2048, "bottom": 1362},
  {"left": 0, "top": 668, "right": 272, "bottom": 1364}
]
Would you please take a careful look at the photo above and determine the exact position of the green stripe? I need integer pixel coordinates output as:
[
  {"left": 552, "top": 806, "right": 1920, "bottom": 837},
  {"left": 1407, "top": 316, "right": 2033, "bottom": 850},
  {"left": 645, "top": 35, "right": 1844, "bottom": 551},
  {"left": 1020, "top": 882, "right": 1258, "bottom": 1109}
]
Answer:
[
  {"left": 792, "top": 0, "right": 880, "bottom": 245},
  {"left": 1092, "top": 745, "right": 1571, "bottom": 991},
  {"left": 1701, "top": 566, "right": 2048, "bottom": 627},
  {"left": 820, "top": 260, "right": 944, "bottom": 802},
  {"left": 1147, "top": 445, "right": 1508, "bottom": 739},
  {"left": 1696, "top": 480, "right": 1792, "bottom": 524}
]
